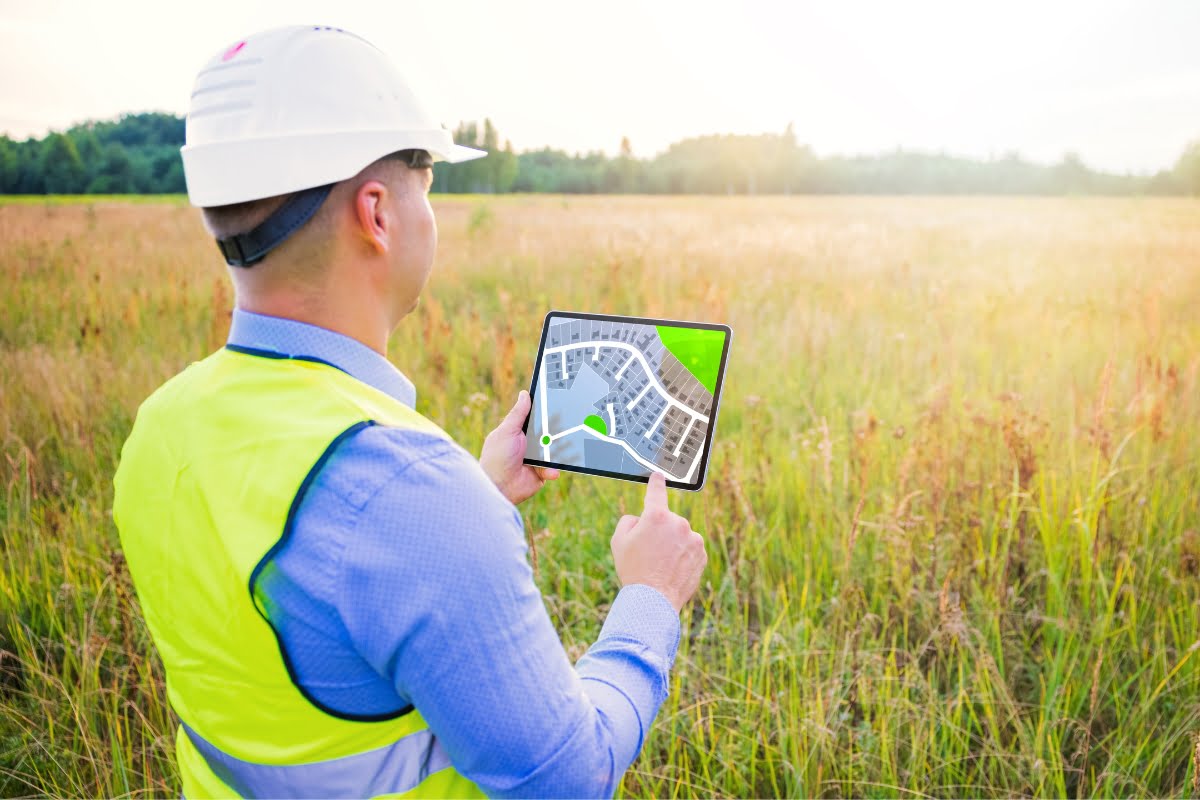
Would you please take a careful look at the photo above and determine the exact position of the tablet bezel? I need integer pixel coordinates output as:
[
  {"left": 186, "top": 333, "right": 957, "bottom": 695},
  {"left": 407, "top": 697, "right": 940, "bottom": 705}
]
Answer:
[{"left": 521, "top": 310, "right": 732, "bottom": 491}]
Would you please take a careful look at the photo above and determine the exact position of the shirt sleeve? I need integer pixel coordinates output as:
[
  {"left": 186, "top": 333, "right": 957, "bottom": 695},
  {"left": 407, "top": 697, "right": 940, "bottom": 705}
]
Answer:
[{"left": 335, "top": 430, "right": 682, "bottom": 799}]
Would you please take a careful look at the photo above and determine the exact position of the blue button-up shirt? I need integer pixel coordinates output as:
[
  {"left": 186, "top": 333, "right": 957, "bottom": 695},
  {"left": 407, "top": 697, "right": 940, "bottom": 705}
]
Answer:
[{"left": 230, "top": 309, "right": 681, "bottom": 798}]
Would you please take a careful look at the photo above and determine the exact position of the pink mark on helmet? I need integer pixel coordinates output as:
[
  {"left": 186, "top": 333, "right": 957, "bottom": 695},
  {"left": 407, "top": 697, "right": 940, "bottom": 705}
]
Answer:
[{"left": 222, "top": 41, "right": 246, "bottom": 62}]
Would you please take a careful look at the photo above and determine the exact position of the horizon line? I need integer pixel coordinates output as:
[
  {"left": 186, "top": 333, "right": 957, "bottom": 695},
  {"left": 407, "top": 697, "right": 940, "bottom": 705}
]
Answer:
[{"left": 0, "top": 109, "right": 1188, "bottom": 178}]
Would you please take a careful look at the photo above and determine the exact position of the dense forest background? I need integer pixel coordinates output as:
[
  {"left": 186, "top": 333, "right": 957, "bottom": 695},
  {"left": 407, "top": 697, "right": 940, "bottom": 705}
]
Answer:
[{"left": 2, "top": 112, "right": 1199, "bottom": 196}]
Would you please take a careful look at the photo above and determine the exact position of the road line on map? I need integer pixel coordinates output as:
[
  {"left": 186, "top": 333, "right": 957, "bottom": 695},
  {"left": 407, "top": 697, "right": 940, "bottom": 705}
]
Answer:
[
  {"left": 673, "top": 416, "right": 696, "bottom": 457},
  {"left": 645, "top": 403, "right": 670, "bottom": 440},
  {"left": 627, "top": 383, "right": 651, "bottom": 410},
  {"left": 550, "top": 424, "right": 671, "bottom": 477}
]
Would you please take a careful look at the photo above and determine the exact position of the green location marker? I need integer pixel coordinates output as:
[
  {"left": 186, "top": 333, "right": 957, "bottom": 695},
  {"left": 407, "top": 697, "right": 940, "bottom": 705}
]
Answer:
[{"left": 583, "top": 414, "right": 608, "bottom": 436}]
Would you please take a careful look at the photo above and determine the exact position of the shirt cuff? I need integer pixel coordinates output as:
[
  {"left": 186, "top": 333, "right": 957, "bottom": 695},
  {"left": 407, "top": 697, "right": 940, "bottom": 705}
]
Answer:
[{"left": 598, "top": 584, "right": 682, "bottom": 665}]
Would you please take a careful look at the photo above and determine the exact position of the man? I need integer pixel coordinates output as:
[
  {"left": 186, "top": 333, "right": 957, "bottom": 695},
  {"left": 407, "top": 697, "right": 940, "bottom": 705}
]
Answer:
[{"left": 112, "top": 25, "right": 707, "bottom": 799}]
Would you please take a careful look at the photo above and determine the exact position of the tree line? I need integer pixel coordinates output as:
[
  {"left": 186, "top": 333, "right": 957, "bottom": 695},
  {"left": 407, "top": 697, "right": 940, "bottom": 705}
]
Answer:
[
  {"left": 0, "top": 113, "right": 185, "bottom": 194},
  {"left": 3, "top": 112, "right": 1199, "bottom": 196}
]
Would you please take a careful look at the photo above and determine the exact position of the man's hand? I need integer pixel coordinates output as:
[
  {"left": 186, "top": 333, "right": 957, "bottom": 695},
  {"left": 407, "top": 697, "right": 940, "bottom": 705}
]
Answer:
[
  {"left": 480, "top": 390, "right": 560, "bottom": 505},
  {"left": 610, "top": 472, "right": 707, "bottom": 612}
]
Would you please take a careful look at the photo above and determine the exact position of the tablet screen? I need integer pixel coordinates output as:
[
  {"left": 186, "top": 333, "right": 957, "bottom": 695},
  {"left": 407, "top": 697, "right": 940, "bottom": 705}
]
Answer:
[{"left": 522, "top": 311, "right": 732, "bottom": 491}]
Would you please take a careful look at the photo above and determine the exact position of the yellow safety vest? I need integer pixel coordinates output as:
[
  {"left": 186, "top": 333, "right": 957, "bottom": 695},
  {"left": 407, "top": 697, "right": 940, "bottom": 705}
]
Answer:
[{"left": 113, "top": 346, "right": 484, "bottom": 798}]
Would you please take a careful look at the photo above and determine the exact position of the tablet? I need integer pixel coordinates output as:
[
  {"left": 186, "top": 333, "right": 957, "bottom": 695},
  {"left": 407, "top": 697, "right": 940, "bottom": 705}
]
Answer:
[{"left": 522, "top": 311, "right": 732, "bottom": 491}]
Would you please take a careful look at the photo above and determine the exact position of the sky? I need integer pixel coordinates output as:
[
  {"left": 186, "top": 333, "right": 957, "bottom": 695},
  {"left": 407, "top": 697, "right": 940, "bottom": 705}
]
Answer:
[{"left": 1, "top": 0, "right": 1198, "bottom": 173}]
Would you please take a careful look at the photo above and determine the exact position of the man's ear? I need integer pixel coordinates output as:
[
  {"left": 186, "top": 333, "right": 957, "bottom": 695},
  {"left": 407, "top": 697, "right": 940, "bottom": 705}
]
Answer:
[{"left": 353, "top": 180, "right": 391, "bottom": 254}]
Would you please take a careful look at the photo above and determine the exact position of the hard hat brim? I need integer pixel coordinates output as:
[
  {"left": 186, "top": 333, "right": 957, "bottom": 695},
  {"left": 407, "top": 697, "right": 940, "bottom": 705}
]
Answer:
[{"left": 442, "top": 144, "right": 488, "bottom": 164}]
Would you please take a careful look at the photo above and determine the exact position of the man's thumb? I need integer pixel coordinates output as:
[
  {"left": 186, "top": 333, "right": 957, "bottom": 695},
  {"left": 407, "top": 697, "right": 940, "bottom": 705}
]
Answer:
[{"left": 501, "top": 390, "right": 531, "bottom": 432}]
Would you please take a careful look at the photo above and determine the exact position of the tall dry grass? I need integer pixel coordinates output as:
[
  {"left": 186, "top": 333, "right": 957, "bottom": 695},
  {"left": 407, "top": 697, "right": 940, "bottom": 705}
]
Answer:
[{"left": 1, "top": 194, "right": 1199, "bottom": 797}]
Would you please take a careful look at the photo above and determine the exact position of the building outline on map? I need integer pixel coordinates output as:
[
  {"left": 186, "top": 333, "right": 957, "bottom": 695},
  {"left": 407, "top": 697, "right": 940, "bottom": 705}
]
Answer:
[{"left": 524, "top": 313, "right": 730, "bottom": 488}]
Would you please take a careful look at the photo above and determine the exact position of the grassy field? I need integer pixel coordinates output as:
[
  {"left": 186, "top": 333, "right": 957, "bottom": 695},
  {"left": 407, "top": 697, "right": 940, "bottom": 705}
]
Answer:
[{"left": 1, "top": 194, "right": 1198, "bottom": 798}]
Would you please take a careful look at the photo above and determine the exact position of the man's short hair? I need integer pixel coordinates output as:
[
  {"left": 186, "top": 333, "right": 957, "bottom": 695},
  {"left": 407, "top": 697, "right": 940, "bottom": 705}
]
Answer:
[{"left": 201, "top": 149, "right": 433, "bottom": 241}]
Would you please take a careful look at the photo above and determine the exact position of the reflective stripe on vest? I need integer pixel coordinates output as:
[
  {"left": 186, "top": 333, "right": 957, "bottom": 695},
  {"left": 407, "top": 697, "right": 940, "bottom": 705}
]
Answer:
[
  {"left": 113, "top": 347, "right": 484, "bottom": 799},
  {"left": 181, "top": 721, "right": 454, "bottom": 798}
]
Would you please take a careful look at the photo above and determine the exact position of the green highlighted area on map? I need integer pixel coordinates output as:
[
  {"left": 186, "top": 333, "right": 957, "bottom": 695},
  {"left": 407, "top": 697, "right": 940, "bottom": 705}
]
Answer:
[
  {"left": 583, "top": 414, "right": 608, "bottom": 436},
  {"left": 655, "top": 325, "right": 727, "bottom": 394}
]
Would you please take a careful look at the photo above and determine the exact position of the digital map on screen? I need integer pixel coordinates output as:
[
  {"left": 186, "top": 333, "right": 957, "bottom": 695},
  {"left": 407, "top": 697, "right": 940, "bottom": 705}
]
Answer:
[{"left": 526, "top": 315, "right": 727, "bottom": 483}]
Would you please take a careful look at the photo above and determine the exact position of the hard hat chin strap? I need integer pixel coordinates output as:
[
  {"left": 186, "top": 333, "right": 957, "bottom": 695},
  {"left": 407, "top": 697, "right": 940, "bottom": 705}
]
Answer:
[{"left": 216, "top": 184, "right": 335, "bottom": 267}]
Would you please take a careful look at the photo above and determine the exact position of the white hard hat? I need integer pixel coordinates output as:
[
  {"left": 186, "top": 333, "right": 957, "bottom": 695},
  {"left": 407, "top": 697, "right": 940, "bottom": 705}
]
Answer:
[{"left": 181, "top": 25, "right": 485, "bottom": 208}]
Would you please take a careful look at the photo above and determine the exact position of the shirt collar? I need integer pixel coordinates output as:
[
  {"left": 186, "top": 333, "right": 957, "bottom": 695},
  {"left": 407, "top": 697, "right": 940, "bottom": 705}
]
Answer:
[{"left": 226, "top": 308, "right": 417, "bottom": 409}]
